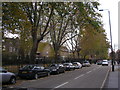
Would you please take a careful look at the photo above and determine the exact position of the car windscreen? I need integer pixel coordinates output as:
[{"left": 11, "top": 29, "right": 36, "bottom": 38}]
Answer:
[
  {"left": 84, "top": 61, "right": 89, "bottom": 62},
  {"left": 103, "top": 61, "right": 107, "bottom": 62},
  {"left": 73, "top": 63, "right": 78, "bottom": 65},
  {"left": 22, "top": 65, "right": 35, "bottom": 70},
  {"left": 50, "top": 64, "right": 57, "bottom": 67},
  {"left": 64, "top": 63, "right": 71, "bottom": 66}
]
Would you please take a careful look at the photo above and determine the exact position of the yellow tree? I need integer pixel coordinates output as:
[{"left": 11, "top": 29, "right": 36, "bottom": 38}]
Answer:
[{"left": 80, "top": 24, "right": 109, "bottom": 59}]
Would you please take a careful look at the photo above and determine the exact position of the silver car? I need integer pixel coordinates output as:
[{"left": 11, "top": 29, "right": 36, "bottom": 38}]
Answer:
[
  {"left": 82, "top": 61, "right": 91, "bottom": 67},
  {"left": 72, "top": 62, "right": 82, "bottom": 69},
  {"left": 63, "top": 63, "right": 75, "bottom": 71},
  {"left": 0, "top": 67, "right": 16, "bottom": 84}
]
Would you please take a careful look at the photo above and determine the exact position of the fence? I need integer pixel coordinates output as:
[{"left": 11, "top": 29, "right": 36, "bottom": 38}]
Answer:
[{"left": 2, "top": 55, "right": 97, "bottom": 73}]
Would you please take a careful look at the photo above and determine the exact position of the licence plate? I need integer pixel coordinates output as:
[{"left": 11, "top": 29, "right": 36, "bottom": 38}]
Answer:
[{"left": 22, "top": 71, "right": 27, "bottom": 73}]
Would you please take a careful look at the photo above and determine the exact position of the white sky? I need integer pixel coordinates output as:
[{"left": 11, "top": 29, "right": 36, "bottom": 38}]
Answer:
[{"left": 98, "top": 0, "right": 119, "bottom": 51}]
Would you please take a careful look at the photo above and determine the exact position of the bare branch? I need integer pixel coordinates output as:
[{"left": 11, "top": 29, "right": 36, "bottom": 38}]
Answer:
[
  {"left": 58, "top": 18, "right": 70, "bottom": 46},
  {"left": 60, "top": 34, "right": 78, "bottom": 46},
  {"left": 36, "top": 4, "right": 43, "bottom": 28},
  {"left": 23, "top": 3, "right": 33, "bottom": 25},
  {"left": 41, "top": 5, "right": 54, "bottom": 36},
  {"left": 57, "top": 17, "right": 64, "bottom": 43},
  {"left": 34, "top": 2, "right": 37, "bottom": 27}
]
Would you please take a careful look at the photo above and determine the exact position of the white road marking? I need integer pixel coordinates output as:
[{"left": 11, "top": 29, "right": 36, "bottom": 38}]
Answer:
[
  {"left": 74, "top": 74, "right": 85, "bottom": 80},
  {"left": 54, "top": 82, "right": 69, "bottom": 88},
  {"left": 97, "top": 66, "right": 101, "bottom": 69},
  {"left": 100, "top": 67, "right": 110, "bottom": 89},
  {"left": 86, "top": 71, "right": 92, "bottom": 74},
  {"left": 93, "top": 66, "right": 101, "bottom": 71}
]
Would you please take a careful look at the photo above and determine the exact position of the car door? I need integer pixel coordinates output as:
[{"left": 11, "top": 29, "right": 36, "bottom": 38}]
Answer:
[
  {"left": 59, "top": 65, "right": 64, "bottom": 72},
  {"left": 37, "top": 67, "right": 46, "bottom": 76},
  {"left": 40, "top": 67, "right": 47, "bottom": 75},
  {"left": 34, "top": 67, "right": 41, "bottom": 77}
]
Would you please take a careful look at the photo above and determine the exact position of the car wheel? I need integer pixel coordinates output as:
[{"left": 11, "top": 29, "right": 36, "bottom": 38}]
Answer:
[
  {"left": 34, "top": 74, "right": 38, "bottom": 79},
  {"left": 47, "top": 72, "right": 50, "bottom": 76},
  {"left": 9, "top": 76, "right": 16, "bottom": 84},
  {"left": 57, "top": 71, "right": 59, "bottom": 74}
]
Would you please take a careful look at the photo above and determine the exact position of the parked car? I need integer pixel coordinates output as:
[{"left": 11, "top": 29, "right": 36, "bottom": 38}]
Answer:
[
  {"left": 18, "top": 65, "right": 50, "bottom": 79},
  {"left": 49, "top": 64, "right": 65, "bottom": 74},
  {"left": 102, "top": 60, "right": 109, "bottom": 66},
  {"left": 82, "top": 61, "right": 91, "bottom": 67},
  {"left": 0, "top": 67, "right": 16, "bottom": 84},
  {"left": 72, "top": 62, "right": 82, "bottom": 69},
  {"left": 96, "top": 60, "right": 102, "bottom": 65},
  {"left": 63, "top": 63, "right": 75, "bottom": 71}
]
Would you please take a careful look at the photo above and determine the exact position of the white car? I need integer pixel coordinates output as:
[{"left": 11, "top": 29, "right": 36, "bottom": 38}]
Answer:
[
  {"left": 102, "top": 60, "right": 109, "bottom": 66},
  {"left": 72, "top": 62, "right": 82, "bottom": 69}
]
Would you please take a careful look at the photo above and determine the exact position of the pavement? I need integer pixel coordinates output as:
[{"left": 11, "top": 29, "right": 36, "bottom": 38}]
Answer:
[{"left": 104, "top": 64, "right": 120, "bottom": 90}]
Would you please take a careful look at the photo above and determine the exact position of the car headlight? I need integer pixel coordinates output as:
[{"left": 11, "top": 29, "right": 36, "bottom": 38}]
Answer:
[
  {"left": 52, "top": 69, "right": 57, "bottom": 71},
  {"left": 29, "top": 71, "right": 33, "bottom": 73}
]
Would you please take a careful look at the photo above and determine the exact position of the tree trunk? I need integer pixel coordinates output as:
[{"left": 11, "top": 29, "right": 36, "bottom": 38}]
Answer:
[
  {"left": 72, "top": 51, "right": 75, "bottom": 58},
  {"left": 30, "top": 40, "right": 39, "bottom": 64},
  {"left": 84, "top": 55, "right": 86, "bottom": 60},
  {"left": 77, "top": 51, "right": 80, "bottom": 58},
  {"left": 54, "top": 50, "right": 58, "bottom": 63}
]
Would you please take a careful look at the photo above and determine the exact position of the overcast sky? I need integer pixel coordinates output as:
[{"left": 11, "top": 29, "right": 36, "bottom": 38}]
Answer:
[{"left": 98, "top": 0, "right": 119, "bottom": 51}]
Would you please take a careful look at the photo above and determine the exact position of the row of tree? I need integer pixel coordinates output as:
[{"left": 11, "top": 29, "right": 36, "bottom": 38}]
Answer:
[{"left": 2, "top": 2, "right": 109, "bottom": 63}]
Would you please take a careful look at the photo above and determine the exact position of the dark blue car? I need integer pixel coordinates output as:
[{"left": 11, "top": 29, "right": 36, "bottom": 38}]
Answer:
[
  {"left": 49, "top": 64, "right": 65, "bottom": 74},
  {"left": 18, "top": 65, "right": 50, "bottom": 79}
]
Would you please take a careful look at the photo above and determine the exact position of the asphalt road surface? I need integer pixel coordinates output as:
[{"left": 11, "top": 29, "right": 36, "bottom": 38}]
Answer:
[{"left": 10, "top": 64, "right": 110, "bottom": 89}]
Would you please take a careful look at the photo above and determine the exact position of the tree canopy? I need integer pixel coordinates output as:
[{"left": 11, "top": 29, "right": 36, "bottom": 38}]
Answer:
[{"left": 2, "top": 2, "right": 110, "bottom": 63}]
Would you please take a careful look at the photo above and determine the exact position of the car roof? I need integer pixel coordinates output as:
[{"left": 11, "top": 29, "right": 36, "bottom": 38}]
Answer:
[
  {"left": 24, "top": 64, "right": 43, "bottom": 66},
  {"left": 103, "top": 60, "right": 108, "bottom": 61},
  {"left": 63, "top": 63, "right": 72, "bottom": 64},
  {"left": 73, "top": 62, "right": 80, "bottom": 63}
]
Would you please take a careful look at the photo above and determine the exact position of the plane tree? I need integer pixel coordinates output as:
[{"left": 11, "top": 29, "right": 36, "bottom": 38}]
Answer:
[
  {"left": 2, "top": 3, "right": 32, "bottom": 61},
  {"left": 2, "top": 2, "right": 108, "bottom": 63},
  {"left": 2, "top": 2, "right": 55, "bottom": 63},
  {"left": 63, "top": 2, "right": 103, "bottom": 59},
  {"left": 80, "top": 24, "right": 109, "bottom": 59},
  {"left": 49, "top": 2, "right": 79, "bottom": 61}
]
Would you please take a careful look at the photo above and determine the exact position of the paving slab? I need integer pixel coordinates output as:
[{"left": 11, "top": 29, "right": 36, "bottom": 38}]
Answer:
[{"left": 104, "top": 65, "right": 120, "bottom": 90}]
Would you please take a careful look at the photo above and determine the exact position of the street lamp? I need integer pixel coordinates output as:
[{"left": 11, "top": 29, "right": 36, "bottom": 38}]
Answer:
[{"left": 99, "top": 9, "right": 114, "bottom": 72}]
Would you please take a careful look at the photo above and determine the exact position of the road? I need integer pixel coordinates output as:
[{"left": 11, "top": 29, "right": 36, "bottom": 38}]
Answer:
[{"left": 10, "top": 64, "right": 110, "bottom": 89}]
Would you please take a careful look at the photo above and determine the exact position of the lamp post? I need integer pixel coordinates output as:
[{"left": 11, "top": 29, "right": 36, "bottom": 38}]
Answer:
[{"left": 99, "top": 9, "right": 114, "bottom": 72}]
